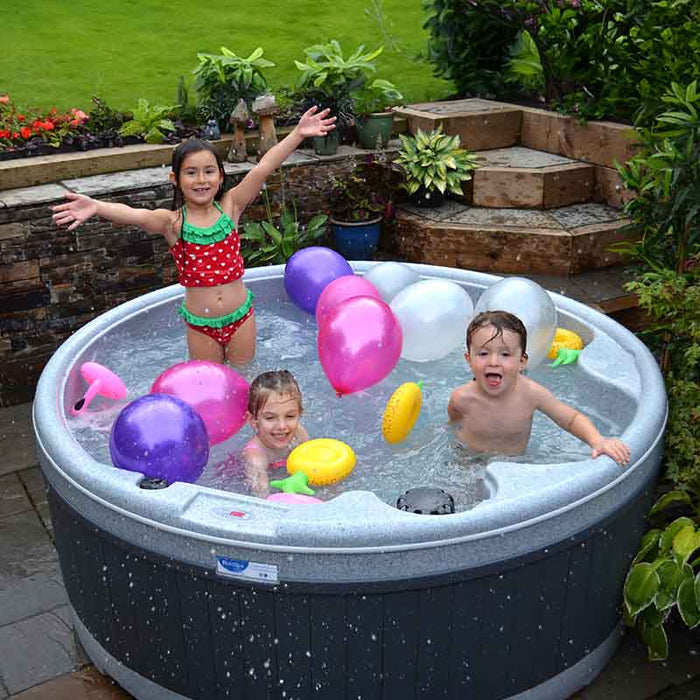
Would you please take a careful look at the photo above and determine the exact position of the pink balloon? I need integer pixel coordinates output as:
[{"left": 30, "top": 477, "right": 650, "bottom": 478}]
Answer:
[
  {"left": 318, "top": 296, "right": 402, "bottom": 396},
  {"left": 266, "top": 493, "right": 323, "bottom": 505},
  {"left": 315, "top": 275, "right": 381, "bottom": 326},
  {"left": 151, "top": 360, "right": 249, "bottom": 445}
]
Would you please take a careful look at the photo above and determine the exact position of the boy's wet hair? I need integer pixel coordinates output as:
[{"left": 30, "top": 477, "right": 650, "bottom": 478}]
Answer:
[
  {"left": 170, "top": 138, "right": 226, "bottom": 210},
  {"left": 466, "top": 310, "right": 528, "bottom": 355},
  {"left": 248, "top": 370, "right": 304, "bottom": 417}
]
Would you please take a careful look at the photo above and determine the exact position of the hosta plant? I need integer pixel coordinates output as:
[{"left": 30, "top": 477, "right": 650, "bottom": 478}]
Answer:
[
  {"left": 395, "top": 126, "right": 479, "bottom": 196},
  {"left": 623, "top": 489, "right": 700, "bottom": 661}
]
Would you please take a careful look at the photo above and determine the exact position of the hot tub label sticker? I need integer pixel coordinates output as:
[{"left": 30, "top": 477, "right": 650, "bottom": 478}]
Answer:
[{"left": 216, "top": 557, "right": 278, "bottom": 584}]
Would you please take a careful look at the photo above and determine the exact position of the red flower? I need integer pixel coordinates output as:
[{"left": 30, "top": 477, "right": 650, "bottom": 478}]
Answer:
[
  {"left": 0, "top": 95, "right": 9, "bottom": 105},
  {"left": 17, "top": 114, "right": 25, "bottom": 122},
  {"left": 0, "top": 129, "right": 9, "bottom": 138},
  {"left": 42, "top": 120, "right": 54, "bottom": 130},
  {"left": 12, "top": 132, "right": 20, "bottom": 139},
  {"left": 20, "top": 126, "right": 32, "bottom": 139}
]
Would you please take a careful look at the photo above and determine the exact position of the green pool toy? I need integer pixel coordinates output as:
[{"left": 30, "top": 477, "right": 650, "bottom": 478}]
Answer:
[
  {"left": 269, "top": 471, "right": 315, "bottom": 496},
  {"left": 550, "top": 347, "right": 582, "bottom": 367}
]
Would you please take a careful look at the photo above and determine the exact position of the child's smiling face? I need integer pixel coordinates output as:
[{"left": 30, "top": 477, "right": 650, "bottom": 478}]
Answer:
[
  {"left": 250, "top": 392, "right": 302, "bottom": 450},
  {"left": 466, "top": 324, "right": 528, "bottom": 396},
  {"left": 172, "top": 149, "right": 223, "bottom": 205}
]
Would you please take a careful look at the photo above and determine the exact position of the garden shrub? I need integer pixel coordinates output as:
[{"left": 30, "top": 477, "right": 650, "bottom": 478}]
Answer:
[
  {"left": 423, "top": 0, "right": 518, "bottom": 97},
  {"left": 611, "top": 79, "right": 700, "bottom": 662},
  {"left": 614, "top": 81, "right": 700, "bottom": 488},
  {"left": 423, "top": 0, "right": 700, "bottom": 123}
]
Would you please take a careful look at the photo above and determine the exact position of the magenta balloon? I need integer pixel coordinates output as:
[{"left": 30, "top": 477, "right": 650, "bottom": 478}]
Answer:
[
  {"left": 109, "top": 394, "right": 209, "bottom": 484},
  {"left": 318, "top": 295, "right": 402, "bottom": 396},
  {"left": 151, "top": 360, "right": 249, "bottom": 445},
  {"left": 315, "top": 275, "right": 381, "bottom": 326},
  {"left": 284, "top": 246, "right": 353, "bottom": 314}
]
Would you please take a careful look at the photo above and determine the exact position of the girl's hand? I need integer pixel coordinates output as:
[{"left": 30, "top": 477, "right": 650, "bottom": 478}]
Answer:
[
  {"left": 51, "top": 192, "right": 98, "bottom": 231},
  {"left": 294, "top": 106, "right": 337, "bottom": 140},
  {"left": 591, "top": 437, "right": 630, "bottom": 467}
]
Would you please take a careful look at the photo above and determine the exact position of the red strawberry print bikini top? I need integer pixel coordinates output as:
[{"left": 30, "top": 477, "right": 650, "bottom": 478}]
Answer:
[{"left": 169, "top": 203, "right": 245, "bottom": 287}]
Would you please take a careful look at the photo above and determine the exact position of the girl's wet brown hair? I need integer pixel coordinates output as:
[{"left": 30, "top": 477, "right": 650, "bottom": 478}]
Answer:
[
  {"left": 248, "top": 370, "right": 304, "bottom": 417},
  {"left": 466, "top": 310, "right": 528, "bottom": 356}
]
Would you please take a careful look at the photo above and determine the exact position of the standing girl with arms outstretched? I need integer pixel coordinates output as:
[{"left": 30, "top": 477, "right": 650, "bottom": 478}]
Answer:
[{"left": 52, "top": 107, "right": 336, "bottom": 365}]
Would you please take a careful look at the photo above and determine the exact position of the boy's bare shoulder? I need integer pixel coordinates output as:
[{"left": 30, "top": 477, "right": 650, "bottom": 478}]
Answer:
[{"left": 518, "top": 375, "right": 551, "bottom": 400}]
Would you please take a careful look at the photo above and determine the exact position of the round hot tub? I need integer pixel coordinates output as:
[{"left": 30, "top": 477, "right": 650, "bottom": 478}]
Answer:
[{"left": 34, "top": 263, "right": 666, "bottom": 700}]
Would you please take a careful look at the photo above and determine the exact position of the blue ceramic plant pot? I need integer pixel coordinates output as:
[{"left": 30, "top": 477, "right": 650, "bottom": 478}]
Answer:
[{"left": 331, "top": 216, "right": 381, "bottom": 259}]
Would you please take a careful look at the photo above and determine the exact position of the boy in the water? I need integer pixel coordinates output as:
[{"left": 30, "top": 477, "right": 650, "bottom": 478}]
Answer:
[{"left": 448, "top": 310, "right": 630, "bottom": 465}]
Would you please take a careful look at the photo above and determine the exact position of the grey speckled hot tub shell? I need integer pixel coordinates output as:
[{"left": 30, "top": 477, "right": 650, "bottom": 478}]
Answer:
[{"left": 34, "top": 263, "right": 667, "bottom": 700}]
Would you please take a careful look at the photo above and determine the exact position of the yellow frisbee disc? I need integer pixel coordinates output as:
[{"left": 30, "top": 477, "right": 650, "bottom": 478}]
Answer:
[{"left": 287, "top": 438, "right": 356, "bottom": 487}]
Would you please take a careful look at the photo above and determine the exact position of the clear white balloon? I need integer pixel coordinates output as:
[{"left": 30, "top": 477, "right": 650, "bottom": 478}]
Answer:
[
  {"left": 363, "top": 262, "right": 421, "bottom": 303},
  {"left": 390, "top": 279, "right": 475, "bottom": 362},
  {"left": 473, "top": 277, "right": 557, "bottom": 368}
]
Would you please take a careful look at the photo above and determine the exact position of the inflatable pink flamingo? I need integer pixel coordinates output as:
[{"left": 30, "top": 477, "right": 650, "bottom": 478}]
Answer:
[{"left": 71, "top": 362, "right": 127, "bottom": 416}]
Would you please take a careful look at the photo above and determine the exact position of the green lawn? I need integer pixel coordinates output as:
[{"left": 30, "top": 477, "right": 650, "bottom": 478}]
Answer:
[{"left": 4, "top": 0, "right": 452, "bottom": 113}]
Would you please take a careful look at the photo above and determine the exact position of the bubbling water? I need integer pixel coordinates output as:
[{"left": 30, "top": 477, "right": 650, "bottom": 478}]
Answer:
[{"left": 71, "top": 301, "right": 622, "bottom": 510}]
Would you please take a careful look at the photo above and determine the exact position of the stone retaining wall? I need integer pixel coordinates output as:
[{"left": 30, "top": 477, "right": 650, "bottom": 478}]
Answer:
[{"left": 0, "top": 148, "right": 371, "bottom": 406}]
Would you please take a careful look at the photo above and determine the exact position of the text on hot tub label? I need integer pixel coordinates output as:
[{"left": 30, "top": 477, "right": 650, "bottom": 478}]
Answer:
[{"left": 216, "top": 557, "right": 279, "bottom": 583}]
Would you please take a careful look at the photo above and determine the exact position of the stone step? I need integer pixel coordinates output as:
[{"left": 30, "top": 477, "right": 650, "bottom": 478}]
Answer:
[
  {"left": 393, "top": 98, "right": 636, "bottom": 209},
  {"left": 393, "top": 199, "right": 634, "bottom": 276},
  {"left": 465, "top": 146, "right": 595, "bottom": 209}
]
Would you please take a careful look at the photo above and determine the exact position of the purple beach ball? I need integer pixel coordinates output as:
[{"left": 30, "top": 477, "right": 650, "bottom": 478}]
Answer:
[{"left": 109, "top": 394, "right": 209, "bottom": 484}]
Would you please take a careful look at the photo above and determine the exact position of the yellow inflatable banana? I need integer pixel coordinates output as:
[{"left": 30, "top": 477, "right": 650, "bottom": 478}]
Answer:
[
  {"left": 547, "top": 328, "right": 584, "bottom": 360},
  {"left": 382, "top": 380, "right": 423, "bottom": 444},
  {"left": 287, "top": 438, "right": 356, "bottom": 487}
]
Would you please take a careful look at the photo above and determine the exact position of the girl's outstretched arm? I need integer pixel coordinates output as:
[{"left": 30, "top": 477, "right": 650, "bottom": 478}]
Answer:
[
  {"left": 52, "top": 192, "right": 176, "bottom": 239},
  {"left": 222, "top": 106, "right": 336, "bottom": 225}
]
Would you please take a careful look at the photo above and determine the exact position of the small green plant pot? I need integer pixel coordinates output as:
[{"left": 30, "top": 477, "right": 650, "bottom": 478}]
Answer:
[
  {"left": 355, "top": 113, "right": 394, "bottom": 149},
  {"left": 331, "top": 216, "right": 381, "bottom": 259},
  {"left": 311, "top": 130, "right": 341, "bottom": 156}
]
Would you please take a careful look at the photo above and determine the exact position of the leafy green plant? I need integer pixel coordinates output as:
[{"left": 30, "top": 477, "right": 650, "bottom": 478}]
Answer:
[
  {"left": 119, "top": 99, "right": 176, "bottom": 144},
  {"left": 423, "top": 0, "right": 700, "bottom": 123},
  {"left": 330, "top": 151, "right": 400, "bottom": 222},
  {"left": 174, "top": 76, "right": 203, "bottom": 127},
  {"left": 617, "top": 78, "right": 700, "bottom": 661},
  {"left": 624, "top": 264, "right": 700, "bottom": 488},
  {"left": 505, "top": 30, "right": 544, "bottom": 93},
  {"left": 194, "top": 46, "right": 274, "bottom": 129},
  {"left": 614, "top": 81, "right": 700, "bottom": 275},
  {"left": 423, "top": 0, "right": 517, "bottom": 97},
  {"left": 241, "top": 191, "right": 327, "bottom": 266},
  {"left": 395, "top": 126, "right": 479, "bottom": 196},
  {"left": 623, "top": 488, "right": 700, "bottom": 660},
  {"left": 351, "top": 79, "right": 403, "bottom": 116},
  {"left": 294, "top": 41, "right": 383, "bottom": 98}
]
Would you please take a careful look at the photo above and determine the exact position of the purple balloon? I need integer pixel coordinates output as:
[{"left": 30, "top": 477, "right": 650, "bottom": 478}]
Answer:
[
  {"left": 109, "top": 394, "right": 209, "bottom": 484},
  {"left": 284, "top": 246, "right": 353, "bottom": 314}
]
